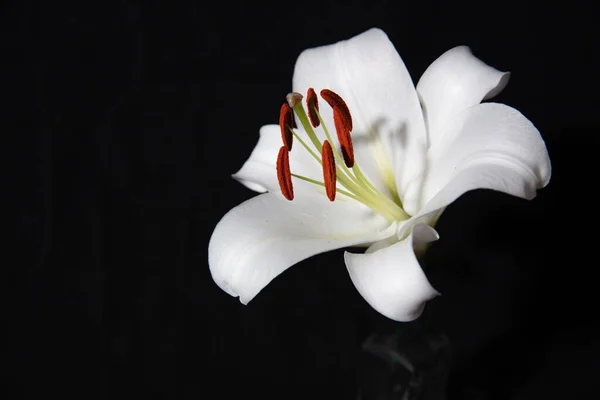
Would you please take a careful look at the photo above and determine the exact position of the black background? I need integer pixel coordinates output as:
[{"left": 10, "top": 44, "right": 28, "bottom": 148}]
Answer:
[{"left": 6, "top": 0, "right": 599, "bottom": 398}]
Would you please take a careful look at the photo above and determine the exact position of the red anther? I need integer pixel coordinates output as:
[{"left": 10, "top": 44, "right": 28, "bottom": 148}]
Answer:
[
  {"left": 333, "top": 108, "right": 355, "bottom": 168},
  {"left": 279, "top": 103, "right": 294, "bottom": 151},
  {"left": 276, "top": 146, "right": 294, "bottom": 200},
  {"left": 320, "top": 89, "right": 353, "bottom": 131},
  {"left": 321, "top": 140, "right": 336, "bottom": 201},
  {"left": 306, "top": 88, "right": 320, "bottom": 128}
]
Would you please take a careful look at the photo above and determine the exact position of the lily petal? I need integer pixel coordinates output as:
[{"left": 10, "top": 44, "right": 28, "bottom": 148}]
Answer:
[
  {"left": 419, "top": 103, "right": 551, "bottom": 216},
  {"left": 208, "top": 192, "right": 396, "bottom": 305},
  {"left": 233, "top": 124, "right": 322, "bottom": 198},
  {"left": 417, "top": 46, "right": 510, "bottom": 148},
  {"left": 345, "top": 224, "right": 440, "bottom": 322},
  {"left": 292, "top": 28, "right": 427, "bottom": 212}
]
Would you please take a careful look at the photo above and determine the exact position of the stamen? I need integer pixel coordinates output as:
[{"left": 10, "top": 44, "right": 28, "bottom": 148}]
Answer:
[
  {"left": 333, "top": 108, "right": 355, "bottom": 168},
  {"left": 306, "top": 88, "right": 320, "bottom": 128},
  {"left": 275, "top": 90, "right": 410, "bottom": 223},
  {"left": 279, "top": 103, "right": 294, "bottom": 151},
  {"left": 321, "top": 140, "right": 336, "bottom": 201},
  {"left": 276, "top": 146, "right": 294, "bottom": 200},
  {"left": 320, "top": 89, "right": 353, "bottom": 131}
]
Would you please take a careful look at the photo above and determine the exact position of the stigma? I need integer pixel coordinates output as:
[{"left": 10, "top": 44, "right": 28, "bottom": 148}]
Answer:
[{"left": 275, "top": 88, "right": 410, "bottom": 223}]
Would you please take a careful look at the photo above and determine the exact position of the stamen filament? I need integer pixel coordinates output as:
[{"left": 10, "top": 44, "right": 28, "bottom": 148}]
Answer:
[
  {"left": 290, "top": 100, "right": 323, "bottom": 153},
  {"left": 293, "top": 126, "right": 363, "bottom": 198},
  {"left": 353, "top": 164, "right": 410, "bottom": 220},
  {"left": 291, "top": 130, "right": 321, "bottom": 164},
  {"left": 353, "top": 164, "right": 378, "bottom": 194},
  {"left": 282, "top": 91, "right": 410, "bottom": 223},
  {"left": 294, "top": 167, "right": 398, "bottom": 221},
  {"left": 313, "top": 107, "right": 409, "bottom": 220},
  {"left": 290, "top": 173, "right": 360, "bottom": 202},
  {"left": 292, "top": 126, "right": 393, "bottom": 214},
  {"left": 336, "top": 169, "right": 404, "bottom": 221}
]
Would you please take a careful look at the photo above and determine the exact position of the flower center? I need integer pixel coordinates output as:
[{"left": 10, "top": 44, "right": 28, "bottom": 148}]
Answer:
[{"left": 276, "top": 88, "right": 410, "bottom": 223}]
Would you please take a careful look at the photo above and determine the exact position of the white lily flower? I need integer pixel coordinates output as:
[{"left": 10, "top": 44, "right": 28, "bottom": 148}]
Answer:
[{"left": 208, "top": 28, "right": 551, "bottom": 321}]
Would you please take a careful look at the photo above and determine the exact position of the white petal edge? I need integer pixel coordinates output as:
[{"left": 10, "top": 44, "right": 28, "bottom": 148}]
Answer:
[
  {"left": 417, "top": 46, "right": 510, "bottom": 148},
  {"left": 208, "top": 192, "right": 397, "bottom": 304},
  {"left": 232, "top": 125, "right": 281, "bottom": 193},
  {"left": 345, "top": 224, "right": 440, "bottom": 322},
  {"left": 419, "top": 103, "right": 551, "bottom": 216},
  {"left": 292, "top": 28, "right": 428, "bottom": 213}
]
